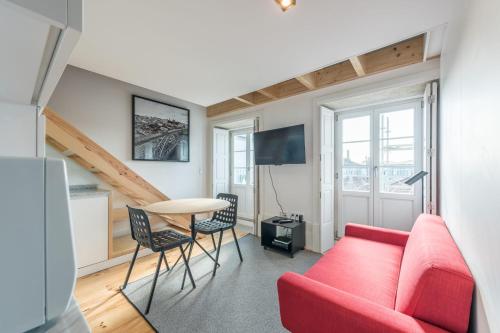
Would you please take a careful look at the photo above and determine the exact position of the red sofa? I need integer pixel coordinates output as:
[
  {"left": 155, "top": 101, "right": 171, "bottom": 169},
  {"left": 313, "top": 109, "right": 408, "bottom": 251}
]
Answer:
[{"left": 277, "top": 214, "right": 474, "bottom": 333}]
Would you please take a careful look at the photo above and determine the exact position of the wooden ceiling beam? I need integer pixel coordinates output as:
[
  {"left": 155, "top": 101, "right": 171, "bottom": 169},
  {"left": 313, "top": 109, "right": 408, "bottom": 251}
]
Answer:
[
  {"left": 349, "top": 56, "right": 366, "bottom": 77},
  {"left": 256, "top": 89, "right": 278, "bottom": 100},
  {"left": 295, "top": 73, "right": 317, "bottom": 90},
  {"left": 207, "top": 34, "right": 425, "bottom": 118},
  {"left": 234, "top": 95, "right": 255, "bottom": 106},
  {"left": 359, "top": 34, "right": 424, "bottom": 75}
]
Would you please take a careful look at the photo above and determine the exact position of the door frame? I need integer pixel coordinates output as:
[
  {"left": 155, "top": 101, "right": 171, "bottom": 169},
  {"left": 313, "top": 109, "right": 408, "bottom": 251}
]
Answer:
[
  {"left": 207, "top": 115, "right": 262, "bottom": 235},
  {"left": 229, "top": 127, "right": 255, "bottom": 220},
  {"left": 334, "top": 98, "right": 423, "bottom": 237},
  {"left": 313, "top": 68, "right": 441, "bottom": 252}
]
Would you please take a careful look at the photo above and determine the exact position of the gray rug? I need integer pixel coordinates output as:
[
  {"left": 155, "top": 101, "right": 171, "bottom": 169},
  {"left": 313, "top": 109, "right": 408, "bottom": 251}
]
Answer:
[{"left": 122, "top": 235, "right": 321, "bottom": 333}]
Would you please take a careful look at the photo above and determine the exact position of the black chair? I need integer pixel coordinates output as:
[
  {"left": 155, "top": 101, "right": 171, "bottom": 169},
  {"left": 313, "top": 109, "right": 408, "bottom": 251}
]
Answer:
[
  {"left": 182, "top": 193, "right": 242, "bottom": 287},
  {"left": 122, "top": 206, "right": 195, "bottom": 314}
]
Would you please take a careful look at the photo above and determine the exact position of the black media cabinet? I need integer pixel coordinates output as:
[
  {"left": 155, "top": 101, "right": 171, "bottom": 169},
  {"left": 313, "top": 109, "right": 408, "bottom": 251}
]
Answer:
[{"left": 261, "top": 217, "right": 305, "bottom": 258}]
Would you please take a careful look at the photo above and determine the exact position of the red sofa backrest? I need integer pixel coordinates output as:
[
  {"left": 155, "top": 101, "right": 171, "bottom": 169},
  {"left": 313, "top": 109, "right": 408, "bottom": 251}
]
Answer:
[{"left": 395, "top": 214, "right": 474, "bottom": 333}]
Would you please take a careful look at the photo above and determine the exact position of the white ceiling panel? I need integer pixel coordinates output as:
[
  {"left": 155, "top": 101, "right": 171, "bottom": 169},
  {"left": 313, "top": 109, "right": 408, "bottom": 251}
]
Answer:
[{"left": 69, "top": 0, "right": 465, "bottom": 106}]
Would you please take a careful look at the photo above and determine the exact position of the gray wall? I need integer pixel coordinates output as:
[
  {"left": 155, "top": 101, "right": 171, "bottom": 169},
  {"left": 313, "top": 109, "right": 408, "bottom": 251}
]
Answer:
[
  {"left": 440, "top": 0, "right": 500, "bottom": 331},
  {"left": 48, "top": 65, "right": 208, "bottom": 199}
]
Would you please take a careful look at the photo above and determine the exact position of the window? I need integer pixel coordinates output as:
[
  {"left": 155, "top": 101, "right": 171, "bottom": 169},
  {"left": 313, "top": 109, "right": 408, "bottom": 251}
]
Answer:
[
  {"left": 378, "top": 109, "right": 415, "bottom": 194},
  {"left": 232, "top": 131, "right": 254, "bottom": 186},
  {"left": 342, "top": 116, "right": 371, "bottom": 192}
]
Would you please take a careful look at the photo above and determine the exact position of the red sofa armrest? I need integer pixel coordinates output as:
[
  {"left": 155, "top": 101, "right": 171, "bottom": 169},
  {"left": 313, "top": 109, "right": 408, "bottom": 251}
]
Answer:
[
  {"left": 345, "top": 223, "right": 410, "bottom": 247},
  {"left": 277, "top": 272, "right": 446, "bottom": 333}
]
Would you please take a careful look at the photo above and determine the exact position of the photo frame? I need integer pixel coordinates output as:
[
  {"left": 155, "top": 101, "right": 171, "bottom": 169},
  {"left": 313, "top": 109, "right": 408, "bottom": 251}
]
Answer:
[{"left": 132, "top": 95, "right": 190, "bottom": 162}]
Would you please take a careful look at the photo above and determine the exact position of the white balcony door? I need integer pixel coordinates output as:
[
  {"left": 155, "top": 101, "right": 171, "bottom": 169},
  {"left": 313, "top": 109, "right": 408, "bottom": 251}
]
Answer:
[
  {"left": 230, "top": 128, "right": 254, "bottom": 220},
  {"left": 213, "top": 128, "right": 229, "bottom": 197},
  {"left": 336, "top": 100, "right": 423, "bottom": 236}
]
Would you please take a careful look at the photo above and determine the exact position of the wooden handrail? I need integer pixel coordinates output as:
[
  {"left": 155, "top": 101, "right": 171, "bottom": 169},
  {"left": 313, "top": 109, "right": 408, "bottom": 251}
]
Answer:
[{"left": 44, "top": 107, "right": 191, "bottom": 229}]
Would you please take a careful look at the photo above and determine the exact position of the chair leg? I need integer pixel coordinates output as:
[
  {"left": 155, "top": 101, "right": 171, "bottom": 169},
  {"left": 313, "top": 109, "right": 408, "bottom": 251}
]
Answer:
[
  {"left": 169, "top": 244, "right": 189, "bottom": 272},
  {"left": 122, "top": 244, "right": 140, "bottom": 289},
  {"left": 231, "top": 227, "right": 243, "bottom": 262},
  {"left": 181, "top": 239, "right": 195, "bottom": 290},
  {"left": 180, "top": 245, "right": 196, "bottom": 289},
  {"left": 162, "top": 251, "right": 170, "bottom": 271},
  {"left": 145, "top": 251, "right": 163, "bottom": 315},
  {"left": 213, "top": 230, "right": 223, "bottom": 277},
  {"left": 194, "top": 239, "right": 221, "bottom": 266},
  {"left": 211, "top": 233, "right": 216, "bottom": 252}
]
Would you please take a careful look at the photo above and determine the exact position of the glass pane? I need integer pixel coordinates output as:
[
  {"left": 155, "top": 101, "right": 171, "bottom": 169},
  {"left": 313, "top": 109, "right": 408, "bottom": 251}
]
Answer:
[
  {"left": 249, "top": 167, "right": 254, "bottom": 185},
  {"left": 233, "top": 168, "right": 247, "bottom": 185},
  {"left": 342, "top": 142, "right": 370, "bottom": 192},
  {"left": 379, "top": 109, "right": 414, "bottom": 139},
  {"left": 379, "top": 138, "right": 414, "bottom": 165},
  {"left": 379, "top": 108, "right": 415, "bottom": 194},
  {"left": 342, "top": 116, "right": 370, "bottom": 142},
  {"left": 234, "top": 151, "right": 246, "bottom": 168},
  {"left": 379, "top": 166, "right": 414, "bottom": 194},
  {"left": 233, "top": 134, "right": 246, "bottom": 151}
]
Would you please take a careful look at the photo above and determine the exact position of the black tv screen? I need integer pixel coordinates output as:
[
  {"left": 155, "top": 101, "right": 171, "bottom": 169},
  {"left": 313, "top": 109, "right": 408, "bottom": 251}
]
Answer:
[{"left": 254, "top": 124, "right": 305, "bottom": 165}]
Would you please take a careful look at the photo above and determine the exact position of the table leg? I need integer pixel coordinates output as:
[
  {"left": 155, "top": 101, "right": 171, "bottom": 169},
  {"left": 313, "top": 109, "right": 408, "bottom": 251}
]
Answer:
[
  {"left": 181, "top": 214, "right": 196, "bottom": 290},
  {"left": 181, "top": 214, "right": 222, "bottom": 289}
]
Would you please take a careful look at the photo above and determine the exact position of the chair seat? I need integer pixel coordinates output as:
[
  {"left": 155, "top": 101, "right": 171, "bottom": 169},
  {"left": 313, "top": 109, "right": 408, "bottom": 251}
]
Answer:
[
  {"left": 194, "top": 218, "right": 233, "bottom": 234},
  {"left": 151, "top": 229, "right": 192, "bottom": 251}
]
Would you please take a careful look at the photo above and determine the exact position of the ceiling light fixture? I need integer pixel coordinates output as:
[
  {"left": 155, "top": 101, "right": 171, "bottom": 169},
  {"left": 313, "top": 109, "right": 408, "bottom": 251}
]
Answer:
[{"left": 275, "top": 0, "right": 296, "bottom": 12}]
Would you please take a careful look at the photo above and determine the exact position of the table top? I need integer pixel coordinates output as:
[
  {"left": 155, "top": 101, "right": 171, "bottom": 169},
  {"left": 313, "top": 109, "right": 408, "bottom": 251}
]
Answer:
[{"left": 143, "top": 198, "right": 230, "bottom": 215}]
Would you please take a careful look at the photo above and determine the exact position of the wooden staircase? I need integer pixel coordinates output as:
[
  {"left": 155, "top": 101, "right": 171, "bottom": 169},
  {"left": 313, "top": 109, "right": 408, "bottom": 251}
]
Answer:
[{"left": 44, "top": 107, "right": 191, "bottom": 230}]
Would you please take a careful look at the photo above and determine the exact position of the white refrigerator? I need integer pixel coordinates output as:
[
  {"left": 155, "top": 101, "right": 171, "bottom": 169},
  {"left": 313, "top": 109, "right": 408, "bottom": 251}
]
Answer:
[{"left": 0, "top": 157, "right": 81, "bottom": 332}]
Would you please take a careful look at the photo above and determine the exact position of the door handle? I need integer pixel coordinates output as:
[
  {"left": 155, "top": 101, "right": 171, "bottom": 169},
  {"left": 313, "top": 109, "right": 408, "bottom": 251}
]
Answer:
[{"left": 373, "top": 166, "right": 378, "bottom": 178}]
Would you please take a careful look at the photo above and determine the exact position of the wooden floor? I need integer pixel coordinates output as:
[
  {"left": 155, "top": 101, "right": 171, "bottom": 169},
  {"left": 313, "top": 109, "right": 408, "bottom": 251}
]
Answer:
[{"left": 75, "top": 229, "right": 248, "bottom": 332}]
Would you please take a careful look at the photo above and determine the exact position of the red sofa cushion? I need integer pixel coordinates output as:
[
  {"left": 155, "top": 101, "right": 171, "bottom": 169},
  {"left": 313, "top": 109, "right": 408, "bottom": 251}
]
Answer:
[
  {"left": 305, "top": 236, "right": 404, "bottom": 309},
  {"left": 278, "top": 272, "right": 449, "bottom": 333},
  {"left": 395, "top": 214, "right": 474, "bottom": 333}
]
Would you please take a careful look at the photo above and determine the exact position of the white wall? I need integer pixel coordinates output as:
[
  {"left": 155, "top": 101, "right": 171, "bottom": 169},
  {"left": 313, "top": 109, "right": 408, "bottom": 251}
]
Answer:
[
  {"left": 209, "top": 60, "right": 440, "bottom": 251},
  {"left": 440, "top": 0, "right": 500, "bottom": 332},
  {"left": 48, "top": 65, "right": 208, "bottom": 199},
  {"left": 0, "top": 102, "right": 38, "bottom": 157}
]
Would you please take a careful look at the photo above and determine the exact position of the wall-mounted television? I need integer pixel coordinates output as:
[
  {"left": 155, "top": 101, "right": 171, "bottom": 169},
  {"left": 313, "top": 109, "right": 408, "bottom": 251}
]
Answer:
[{"left": 254, "top": 124, "right": 305, "bottom": 165}]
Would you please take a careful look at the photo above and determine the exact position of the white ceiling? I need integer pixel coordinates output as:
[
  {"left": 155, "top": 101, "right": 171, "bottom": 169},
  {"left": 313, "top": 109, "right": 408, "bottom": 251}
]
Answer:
[{"left": 69, "top": 0, "right": 464, "bottom": 107}]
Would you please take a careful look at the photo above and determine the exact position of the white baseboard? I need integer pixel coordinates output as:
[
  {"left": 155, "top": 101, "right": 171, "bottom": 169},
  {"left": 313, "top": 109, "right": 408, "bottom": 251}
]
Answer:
[
  {"left": 77, "top": 248, "right": 153, "bottom": 277},
  {"left": 237, "top": 219, "right": 254, "bottom": 228}
]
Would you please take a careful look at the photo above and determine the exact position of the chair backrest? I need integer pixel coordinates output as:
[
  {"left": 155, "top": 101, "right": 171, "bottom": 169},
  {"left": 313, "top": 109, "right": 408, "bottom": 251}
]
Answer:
[
  {"left": 213, "top": 193, "right": 238, "bottom": 225},
  {"left": 127, "top": 206, "right": 154, "bottom": 250},
  {"left": 395, "top": 214, "right": 474, "bottom": 333}
]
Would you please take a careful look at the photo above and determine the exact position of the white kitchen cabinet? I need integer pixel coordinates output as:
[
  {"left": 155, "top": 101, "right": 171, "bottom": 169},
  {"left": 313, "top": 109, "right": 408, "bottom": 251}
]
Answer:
[{"left": 70, "top": 195, "right": 109, "bottom": 268}]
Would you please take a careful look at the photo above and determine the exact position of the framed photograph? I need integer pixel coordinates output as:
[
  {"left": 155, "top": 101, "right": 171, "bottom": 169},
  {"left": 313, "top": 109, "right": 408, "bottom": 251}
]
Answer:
[{"left": 132, "top": 95, "right": 189, "bottom": 162}]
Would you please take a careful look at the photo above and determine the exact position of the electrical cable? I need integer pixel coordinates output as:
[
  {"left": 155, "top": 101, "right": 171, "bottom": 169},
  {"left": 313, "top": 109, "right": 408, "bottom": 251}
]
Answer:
[{"left": 268, "top": 165, "right": 285, "bottom": 216}]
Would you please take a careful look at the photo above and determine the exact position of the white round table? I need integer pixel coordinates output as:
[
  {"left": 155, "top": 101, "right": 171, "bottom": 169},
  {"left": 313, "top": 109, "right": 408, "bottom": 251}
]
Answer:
[
  {"left": 143, "top": 198, "right": 231, "bottom": 281},
  {"left": 143, "top": 198, "right": 230, "bottom": 216}
]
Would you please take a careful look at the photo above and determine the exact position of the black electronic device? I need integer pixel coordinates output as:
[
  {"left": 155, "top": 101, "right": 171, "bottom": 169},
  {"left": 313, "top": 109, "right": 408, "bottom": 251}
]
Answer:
[
  {"left": 273, "top": 218, "right": 293, "bottom": 224},
  {"left": 254, "top": 124, "right": 306, "bottom": 165}
]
